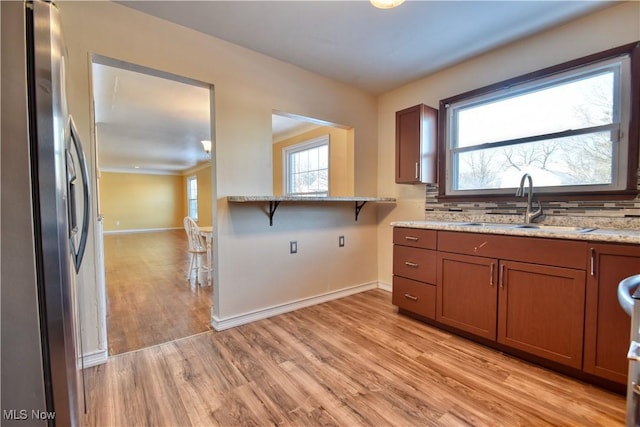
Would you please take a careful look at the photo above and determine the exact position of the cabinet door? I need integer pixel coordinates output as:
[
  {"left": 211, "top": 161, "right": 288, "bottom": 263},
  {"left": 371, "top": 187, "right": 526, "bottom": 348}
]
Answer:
[
  {"left": 395, "top": 104, "right": 437, "bottom": 184},
  {"left": 584, "top": 244, "right": 640, "bottom": 384},
  {"left": 497, "top": 261, "right": 585, "bottom": 369},
  {"left": 436, "top": 252, "right": 498, "bottom": 340}
]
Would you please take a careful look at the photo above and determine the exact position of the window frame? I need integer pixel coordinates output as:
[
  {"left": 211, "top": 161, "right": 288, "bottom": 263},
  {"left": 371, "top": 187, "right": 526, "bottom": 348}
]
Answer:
[
  {"left": 186, "top": 175, "right": 198, "bottom": 221},
  {"left": 437, "top": 42, "right": 640, "bottom": 201},
  {"left": 283, "top": 135, "right": 330, "bottom": 196}
]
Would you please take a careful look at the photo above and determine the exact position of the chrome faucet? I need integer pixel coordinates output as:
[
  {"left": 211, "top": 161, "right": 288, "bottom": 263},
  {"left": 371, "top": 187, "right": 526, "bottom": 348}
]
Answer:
[{"left": 515, "top": 173, "right": 543, "bottom": 224}]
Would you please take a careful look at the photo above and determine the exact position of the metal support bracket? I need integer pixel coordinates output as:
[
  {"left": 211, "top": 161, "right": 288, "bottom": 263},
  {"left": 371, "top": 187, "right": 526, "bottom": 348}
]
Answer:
[
  {"left": 263, "top": 199, "right": 377, "bottom": 225},
  {"left": 355, "top": 201, "right": 367, "bottom": 221},
  {"left": 268, "top": 201, "right": 281, "bottom": 226}
]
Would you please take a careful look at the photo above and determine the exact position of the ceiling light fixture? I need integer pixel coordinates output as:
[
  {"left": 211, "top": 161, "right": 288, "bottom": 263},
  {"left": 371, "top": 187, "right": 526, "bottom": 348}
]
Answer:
[
  {"left": 201, "top": 140, "right": 212, "bottom": 158},
  {"left": 370, "top": 0, "right": 405, "bottom": 9}
]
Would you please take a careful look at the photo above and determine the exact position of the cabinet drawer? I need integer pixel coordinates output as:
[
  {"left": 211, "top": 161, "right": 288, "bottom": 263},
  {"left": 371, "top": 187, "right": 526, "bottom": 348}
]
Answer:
[
  {"left": 393, "top": 276, "right": 436, "bottom": 319},
  {"left": 437, "top": 231, "right": 587, "bottom": 270},
  {"left": 393, "top": 227, "right": 437, "bottom": 249},
  {"left": 393, "top": 245, "right": 436, "bottom": 283}
]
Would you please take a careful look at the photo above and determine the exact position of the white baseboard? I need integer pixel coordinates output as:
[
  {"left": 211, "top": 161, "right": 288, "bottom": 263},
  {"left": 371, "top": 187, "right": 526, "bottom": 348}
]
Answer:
[
  {"left": 211, "top": 281, "right": 380, "bottom": 331},
  {"left": 378, "top": 281, "right": 392, "bottom": 292},
  {"left": 81, "top": 349, "right": 108, "bottom": 368},
  {"left": 103, "top": 227, "right": 182, "bottom": 235}
]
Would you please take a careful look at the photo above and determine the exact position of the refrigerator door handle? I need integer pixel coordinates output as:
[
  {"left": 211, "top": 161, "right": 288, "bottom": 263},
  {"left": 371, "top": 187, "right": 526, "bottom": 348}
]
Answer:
[
  {"left": 69, "top": 115, "right": 90, "bottom": 273},
  {"left": 66, "top": 150, "right": 78, "bottom": 234}
]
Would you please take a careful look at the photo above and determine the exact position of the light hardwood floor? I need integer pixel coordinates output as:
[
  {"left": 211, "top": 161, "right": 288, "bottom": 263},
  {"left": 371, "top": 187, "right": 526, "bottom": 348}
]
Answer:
[
  {"left": 104, "top": 230, "right": 213, "bottom": 355},
  {"left": 83, "top": 289, "right": 625, "bottom": 426}
]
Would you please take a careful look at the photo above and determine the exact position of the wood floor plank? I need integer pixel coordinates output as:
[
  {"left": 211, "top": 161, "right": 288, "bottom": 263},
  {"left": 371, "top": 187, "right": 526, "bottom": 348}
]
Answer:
[
  {"left": 158, "top": 339, "right": 225, "bottom": 426},
  {"left": 82, "top": 289, "right": 625, "bottom": 426},
  {"left": 104, "top": 230, "right": 212, "bottom": 355}
]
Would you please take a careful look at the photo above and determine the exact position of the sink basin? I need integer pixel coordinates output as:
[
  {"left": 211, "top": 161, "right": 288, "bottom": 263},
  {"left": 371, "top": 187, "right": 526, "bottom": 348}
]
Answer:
[
  {"left": 513, "top": 224, "right": 597, "bottom": 233},
  {"left": 456, "top": 222, "right": 510, "bottom": 227}
]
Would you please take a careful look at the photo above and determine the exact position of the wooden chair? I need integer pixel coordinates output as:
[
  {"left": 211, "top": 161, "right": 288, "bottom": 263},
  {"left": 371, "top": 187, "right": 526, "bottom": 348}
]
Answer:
[{"left": 183, "top": 217, "right": 210, "bottom": 287}]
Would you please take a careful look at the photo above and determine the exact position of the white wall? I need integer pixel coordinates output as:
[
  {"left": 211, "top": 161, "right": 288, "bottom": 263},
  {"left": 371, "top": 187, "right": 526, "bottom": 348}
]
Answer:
[
  {"left": 376, "top": 1, "right": 640, "bottom": 286},
  {"left": 59, "top": 1, "right": 380, "bottom": 356}
]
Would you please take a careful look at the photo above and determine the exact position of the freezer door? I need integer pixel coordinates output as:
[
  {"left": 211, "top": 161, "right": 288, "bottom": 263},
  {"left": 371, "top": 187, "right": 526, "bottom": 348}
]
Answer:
[
  {"left": 0, "top": 1, "right": 83, "bottom": 426},
  {"left": 1, "top": 1, "right": 48, "bottom": 424}
]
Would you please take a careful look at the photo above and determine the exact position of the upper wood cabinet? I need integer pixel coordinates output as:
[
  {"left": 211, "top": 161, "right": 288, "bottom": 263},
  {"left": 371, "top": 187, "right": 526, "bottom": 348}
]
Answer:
[{"left": 395, "top": 104, "right": 438, "bottom": 184}]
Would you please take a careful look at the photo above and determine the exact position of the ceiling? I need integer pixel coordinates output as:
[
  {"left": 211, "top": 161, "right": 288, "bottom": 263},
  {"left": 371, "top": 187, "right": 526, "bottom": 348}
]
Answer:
[
  {"left": 93, "top": 61, "right": 211, "bottom": 174},
  {"left": 98, "top": 0, "right": 614, "bottom": 174},
  {"left": 119, "top": 0, "right": 613, "bottom": 94}
]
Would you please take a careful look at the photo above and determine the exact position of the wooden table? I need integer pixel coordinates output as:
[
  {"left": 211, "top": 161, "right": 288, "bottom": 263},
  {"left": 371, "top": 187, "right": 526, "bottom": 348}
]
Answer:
[{"left": 199, "top": 226, "right": 213, "bottom": 286}]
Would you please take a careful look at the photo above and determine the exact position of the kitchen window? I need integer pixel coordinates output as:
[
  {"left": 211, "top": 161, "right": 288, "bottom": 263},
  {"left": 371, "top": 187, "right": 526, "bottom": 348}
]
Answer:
[
  {"left": 440, "top": 42, "right": 639, "bottom": 199},
  {"left": 284, "top": 135, "right": 329, "bottom": 196},
  {"left": 187, "top": 175, "right": 198, "bottom": 220}
]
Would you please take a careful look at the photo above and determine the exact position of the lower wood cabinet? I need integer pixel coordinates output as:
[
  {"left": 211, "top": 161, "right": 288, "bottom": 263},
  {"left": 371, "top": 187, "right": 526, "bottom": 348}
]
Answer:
[
  {"left": 392, "top": 276, "right": 436, "bottom": 320},
  {"left": 583, "top": 243, "right": 640, "bottom": 383},
  {"left": 393, "top": 227, "right": 438, "bottom": 320},
  {"left": 436, "top": 252, "right": 497, "bottom": 340},
  {"left": 436, "top": 253, "right": 586, "bottom": 369},
  {"left": 392, "top": 226, "right": 640, "bottom": 387},
  {"left": 393, "top": 245, "right": 436, "bottom": 283},
  {"left": 498, "top": 261, "right": 585, "bottom": 369}
]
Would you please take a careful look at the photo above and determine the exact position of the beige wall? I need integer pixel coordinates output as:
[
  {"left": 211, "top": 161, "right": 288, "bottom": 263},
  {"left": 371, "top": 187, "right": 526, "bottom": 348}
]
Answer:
[
  {"left": 100, "top": 172, "right": 185, "bottom": 232},
  {"left": 59, "top": 1, "right": 378, "bottom": 356},
  {"left": 272, "top": 126, "right": 355, "bottom": 196},
  {"left": 376, "top": 1, "right": 640, "bottom": 286}
]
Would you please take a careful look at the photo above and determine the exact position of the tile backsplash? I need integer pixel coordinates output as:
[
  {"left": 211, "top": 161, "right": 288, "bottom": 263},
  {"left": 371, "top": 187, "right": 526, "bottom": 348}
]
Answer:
[{"left": 424, "top": 182, "right": 640, "bottom": 231}]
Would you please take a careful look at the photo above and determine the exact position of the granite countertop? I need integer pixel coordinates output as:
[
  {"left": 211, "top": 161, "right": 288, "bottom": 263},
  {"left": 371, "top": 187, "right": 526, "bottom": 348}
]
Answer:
[
  {"left": 228, "top": 196, "right": 396, "bottom": 203},
  {"left": 391, "top": 220, "right": 640, "bottom": 244}
]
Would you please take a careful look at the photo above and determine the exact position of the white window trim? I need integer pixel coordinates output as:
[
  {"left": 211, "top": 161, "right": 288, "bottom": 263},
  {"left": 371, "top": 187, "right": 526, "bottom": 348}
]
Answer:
[
  {"left": 283, "top": 135, "right": 330, "bottom": 196},
  {"left": 187, "top": 175, "right": 198, "bottom": 221},
  {"left": 444, "top": 55, "right": 631, "bottom": 197}
]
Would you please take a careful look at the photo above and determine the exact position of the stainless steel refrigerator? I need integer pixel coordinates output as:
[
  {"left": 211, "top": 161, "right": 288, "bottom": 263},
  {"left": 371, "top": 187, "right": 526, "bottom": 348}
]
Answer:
[{"left": 1, "top": 1, "right": 91, "bottom": 426}]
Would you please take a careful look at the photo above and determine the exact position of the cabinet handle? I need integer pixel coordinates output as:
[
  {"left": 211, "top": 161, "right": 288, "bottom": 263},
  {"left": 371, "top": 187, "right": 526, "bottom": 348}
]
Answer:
[
  {"left": 404, "top": 293, "right": 418, "bottom": 301},
  {"left": 404, "top": 236, "right": 419, "bottom": 242},
  {"left": 415, "top": 162, "right": 419, "bottom": 179},
  {"left": 405, "top": 261, "right": 419, "bottom": 268},
  {"left": 590, "top": 248, "right": 596, "bottom": 277},
  {"left": 499, "top": 264, "right": 505, "bottom": 288},
  {"left": 490, "top": 263, "right": 495, "bottom": 287}
]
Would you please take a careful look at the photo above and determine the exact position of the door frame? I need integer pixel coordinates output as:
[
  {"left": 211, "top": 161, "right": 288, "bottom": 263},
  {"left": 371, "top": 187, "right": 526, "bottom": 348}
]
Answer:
[{"left": 87, "top": 54, "right": 217, "bottom": 359}]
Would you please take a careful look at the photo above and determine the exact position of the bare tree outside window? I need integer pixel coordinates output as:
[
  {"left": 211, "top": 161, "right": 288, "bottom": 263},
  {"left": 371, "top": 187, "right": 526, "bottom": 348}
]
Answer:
[{"left": 446, "top": 56, "right": 628, "bottom": 195}]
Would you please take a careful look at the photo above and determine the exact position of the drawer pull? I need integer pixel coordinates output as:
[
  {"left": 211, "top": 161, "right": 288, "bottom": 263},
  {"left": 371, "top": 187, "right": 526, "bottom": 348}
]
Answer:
[
  {"left": 404, "top": 236, "right": 419, "bottom": 241},
  {"left": 490, "top": 263, "right": 495, "bottom": 287},
  {"left": 404, "top": 293, "right": 418, "bottom": 301},
  {"left": 405, "top": 261, "right": 419, "bottom": 268}
]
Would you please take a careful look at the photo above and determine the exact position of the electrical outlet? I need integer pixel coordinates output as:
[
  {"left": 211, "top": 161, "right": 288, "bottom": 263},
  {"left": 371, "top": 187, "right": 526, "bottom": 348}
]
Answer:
[
  {"left": 290, "top": 241, "right": 297, "bottom": 254},
  {"left": 339, "top": 235, "right": 345, "bottom": 247}
]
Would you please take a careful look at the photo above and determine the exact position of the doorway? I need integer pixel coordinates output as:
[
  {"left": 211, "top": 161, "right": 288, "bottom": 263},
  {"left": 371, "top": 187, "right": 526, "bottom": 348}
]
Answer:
[{"left": 90, "top": 55, "right": 215, "bottom": 355}]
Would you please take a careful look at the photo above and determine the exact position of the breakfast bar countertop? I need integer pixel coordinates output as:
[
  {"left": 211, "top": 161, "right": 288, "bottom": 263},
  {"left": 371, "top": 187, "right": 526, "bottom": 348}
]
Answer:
[
  {"left": 227, "top": 195, "right": 396, "bottom": 225},
  {"left": 227, "top": 195, "right": 396, "bottom": 203}
]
